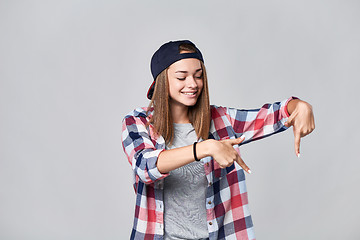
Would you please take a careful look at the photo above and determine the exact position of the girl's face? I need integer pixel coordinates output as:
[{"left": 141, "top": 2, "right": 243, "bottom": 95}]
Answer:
[{"left": 167, "top": 58, "right": 203, "bottom": 109}]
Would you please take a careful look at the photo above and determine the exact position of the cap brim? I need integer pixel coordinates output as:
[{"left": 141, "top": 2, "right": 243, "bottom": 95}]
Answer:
[{"left": 147, "top": 80, "right": 155, "bottom": 100}]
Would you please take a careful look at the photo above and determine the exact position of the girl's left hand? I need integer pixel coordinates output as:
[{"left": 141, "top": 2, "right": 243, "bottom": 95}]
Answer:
[{"left": 284, "top": 100, "right": 315, "bottom": 157}]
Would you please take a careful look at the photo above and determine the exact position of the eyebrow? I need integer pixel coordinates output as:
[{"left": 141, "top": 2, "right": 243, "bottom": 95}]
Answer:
[{"left": 175, "top": 68, "right": 202, "bottom": 74}]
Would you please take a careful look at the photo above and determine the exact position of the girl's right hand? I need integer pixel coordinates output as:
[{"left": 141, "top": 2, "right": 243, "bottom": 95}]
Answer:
[{"left": 208, "top": 136, "right": 251, "bottom": 174}]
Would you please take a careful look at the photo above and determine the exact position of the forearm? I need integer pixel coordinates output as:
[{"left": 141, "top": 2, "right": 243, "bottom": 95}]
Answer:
[{"left": 157, "top": 139, "right": 214, "bottom": 173}]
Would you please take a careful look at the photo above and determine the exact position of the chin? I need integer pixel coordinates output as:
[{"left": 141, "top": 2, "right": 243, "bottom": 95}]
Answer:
[{"left": 183, "top": 99, "right": 198, "bottom": 107}]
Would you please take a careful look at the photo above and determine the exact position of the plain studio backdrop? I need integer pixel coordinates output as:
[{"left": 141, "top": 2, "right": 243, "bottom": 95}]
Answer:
[{"left": 0, "top": 0, "right": 359, "bottom": 239}]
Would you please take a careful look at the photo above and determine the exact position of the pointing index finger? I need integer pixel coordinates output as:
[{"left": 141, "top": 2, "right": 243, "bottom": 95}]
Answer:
[
  {"left": 235, "top": 154, "right": 251, "bottom": 174},
  {"left": 294, "top": 129, "right": 301, "bottom": 158}
]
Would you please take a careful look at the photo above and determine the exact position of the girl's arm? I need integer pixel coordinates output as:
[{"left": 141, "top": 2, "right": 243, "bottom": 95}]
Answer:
[
  {"left": 157, "top": 136, "right": 251, "bottom": 174},
  {"left": 222, "top": 97, "right": 314, "bottom": 157}
]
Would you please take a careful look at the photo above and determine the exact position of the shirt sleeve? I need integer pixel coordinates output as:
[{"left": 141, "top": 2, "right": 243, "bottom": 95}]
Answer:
[
  {"left": 121, "top": 115, "right": 169, "bottom": 185},
  {"left": 226, "top": 96, "right": 297, "bottom": 144}
]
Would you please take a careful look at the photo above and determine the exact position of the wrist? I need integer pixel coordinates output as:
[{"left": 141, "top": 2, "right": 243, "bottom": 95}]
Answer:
[{"left": 197, "top": 139, "right": 215, "bottom": 159}]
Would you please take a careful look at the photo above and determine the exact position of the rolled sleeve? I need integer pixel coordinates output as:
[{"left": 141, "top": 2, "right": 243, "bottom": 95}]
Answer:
[{"left": 122, "top": 115, "right": 169, "bottom": 185}]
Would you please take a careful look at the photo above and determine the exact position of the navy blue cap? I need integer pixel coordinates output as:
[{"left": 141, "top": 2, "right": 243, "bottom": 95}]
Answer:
[{"left": 147, "top": 40, "right": 204, "bottom": 100}]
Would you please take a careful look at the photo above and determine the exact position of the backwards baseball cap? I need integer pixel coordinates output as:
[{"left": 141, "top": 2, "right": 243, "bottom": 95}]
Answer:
[{"left": 147, "top": 40, "right": 204, "bottom": 100}]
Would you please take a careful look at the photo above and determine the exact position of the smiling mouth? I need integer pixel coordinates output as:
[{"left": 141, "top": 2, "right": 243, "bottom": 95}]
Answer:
[{"left": 181, "top": 91, "right": 197, "bottom": 95}]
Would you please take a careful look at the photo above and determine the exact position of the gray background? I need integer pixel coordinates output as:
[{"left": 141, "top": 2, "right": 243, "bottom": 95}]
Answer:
[{"left": 0, "top": 0, "right": 359, "bottom": 239}]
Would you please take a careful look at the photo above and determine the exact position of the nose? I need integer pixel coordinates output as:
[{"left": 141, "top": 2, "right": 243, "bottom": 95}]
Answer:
[{"left": 186, "top": 76, "right": 197, "bottom": 88}]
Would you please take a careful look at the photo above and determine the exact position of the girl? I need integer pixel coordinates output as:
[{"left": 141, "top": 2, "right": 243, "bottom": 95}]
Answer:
[{"left": 121, "top": 40, "right": 315, "bottom": 240}]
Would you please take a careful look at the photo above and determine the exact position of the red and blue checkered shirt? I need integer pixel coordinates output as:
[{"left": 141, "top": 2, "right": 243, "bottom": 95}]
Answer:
[{"left": 121, "top": 97, "right": 295, "bottom": 240}]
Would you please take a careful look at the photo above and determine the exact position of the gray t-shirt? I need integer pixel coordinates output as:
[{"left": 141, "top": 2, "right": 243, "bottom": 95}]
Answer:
[{"left": 163, "top": 123, "right": 209, "bottom": 240}]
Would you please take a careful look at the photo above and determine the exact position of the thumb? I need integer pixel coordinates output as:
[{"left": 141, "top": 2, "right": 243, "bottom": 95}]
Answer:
[
  {"left": 285, "top": 115, "right": 295, "bottom": 128},
  {"left": 227, "top": 135, "right": 246, "bottom": 146}
]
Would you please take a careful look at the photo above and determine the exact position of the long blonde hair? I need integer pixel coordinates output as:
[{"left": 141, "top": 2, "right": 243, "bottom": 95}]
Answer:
[{"left": 147, "top": 43, "right": 211, "bottom": 145}]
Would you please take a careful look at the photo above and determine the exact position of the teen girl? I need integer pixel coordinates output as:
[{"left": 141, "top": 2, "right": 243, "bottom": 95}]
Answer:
[{"left": 121, "top": 40, "right": 315, "bottom": 240}]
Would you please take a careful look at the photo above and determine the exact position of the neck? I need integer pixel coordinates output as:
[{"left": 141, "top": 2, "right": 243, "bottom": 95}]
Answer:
[{"left": 170, "top": 102, "right": 190, "bottom": 124}]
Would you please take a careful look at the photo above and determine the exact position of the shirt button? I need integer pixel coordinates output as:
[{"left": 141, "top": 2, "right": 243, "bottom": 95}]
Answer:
[
  {"left": 206, "top": 162, "right": 209, "bottom": 167},
  {"left": 209, "top": 222, "right": 213, "bottom": 225},
  {"left": 208, "top": 201, "right": 212, "bottom": 204},
  {"left": 209, "top": 182, "right": 212, "bottom": 186}
]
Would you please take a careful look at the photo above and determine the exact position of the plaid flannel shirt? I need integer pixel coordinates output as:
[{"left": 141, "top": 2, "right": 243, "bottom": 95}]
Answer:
[{"left": 121, "top": 97, "right": 295, "bottom": 240}]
